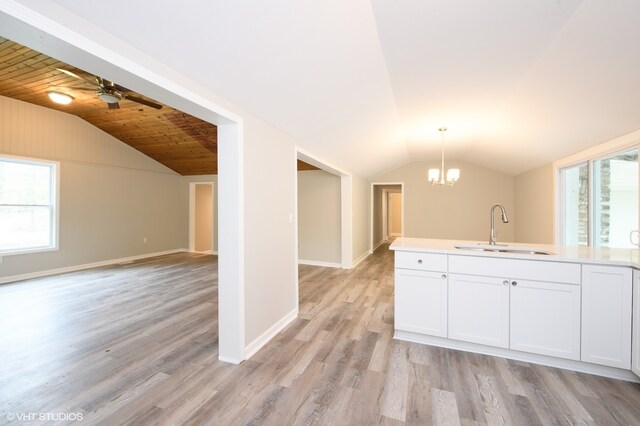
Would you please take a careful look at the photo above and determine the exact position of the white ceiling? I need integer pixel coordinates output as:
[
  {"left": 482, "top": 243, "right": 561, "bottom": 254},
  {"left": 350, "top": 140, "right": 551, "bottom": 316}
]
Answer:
[{"left": 47, "top": 0, "right": 640, "bottom": 177}]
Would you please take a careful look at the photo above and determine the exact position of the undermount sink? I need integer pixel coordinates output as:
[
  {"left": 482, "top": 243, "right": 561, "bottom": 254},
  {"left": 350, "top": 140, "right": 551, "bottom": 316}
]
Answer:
[{"left": 454, "top": 243, "right": 555, "bottom": 256}]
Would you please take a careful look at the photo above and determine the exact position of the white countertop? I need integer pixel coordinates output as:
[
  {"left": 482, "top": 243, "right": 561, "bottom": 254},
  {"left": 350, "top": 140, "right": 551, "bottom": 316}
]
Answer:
[{"left": 389, "top": 237, "right": 640, "bottom": 268}]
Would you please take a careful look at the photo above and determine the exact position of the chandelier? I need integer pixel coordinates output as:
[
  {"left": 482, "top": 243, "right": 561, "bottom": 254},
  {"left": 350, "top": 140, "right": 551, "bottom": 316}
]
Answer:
[{"left": 428, "top": 127, "right": 460, "bottom": 185}]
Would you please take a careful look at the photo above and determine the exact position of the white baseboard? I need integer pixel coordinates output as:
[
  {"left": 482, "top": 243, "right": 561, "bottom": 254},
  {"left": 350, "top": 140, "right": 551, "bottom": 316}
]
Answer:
[
  {"left": 191, "top": 249, "right": 218, "bottom": 255},
  {"left": 371, "top": 239, "right": 385, "bottom": 253},
  {"left": 351, "top": 251, "right": 370, "bottom": 269},
  {"left": 244, "top": 308, "right": 298, "bottom": 359},
  {"left": 298, "top": 259, "right": 342, "bottom": 268},
  {"left": 218, "top": 355, "right": 243, "bottom": 364},
  {"left": 394, "top": 330, "right": 639, "bottom": 383},
  {"left": 0, "top": 249, "right": 188, "bottom": 285}
]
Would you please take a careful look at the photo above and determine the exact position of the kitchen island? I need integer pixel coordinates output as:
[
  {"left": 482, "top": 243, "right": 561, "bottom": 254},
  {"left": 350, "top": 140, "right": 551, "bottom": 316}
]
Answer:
[{"left": 390, "top": 237, "right": 640, "bottom": 382}]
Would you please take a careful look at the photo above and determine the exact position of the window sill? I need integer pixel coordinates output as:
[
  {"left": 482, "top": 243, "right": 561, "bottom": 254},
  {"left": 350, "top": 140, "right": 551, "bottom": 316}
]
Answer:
[{"left": 0, "top": 246, "right": 59, "bottom": 257}]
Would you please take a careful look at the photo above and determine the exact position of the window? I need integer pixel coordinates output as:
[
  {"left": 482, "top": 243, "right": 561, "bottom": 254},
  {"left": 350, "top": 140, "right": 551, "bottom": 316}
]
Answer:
[
  {"left": 0, "top": 156, "right": 58, "bottom": 254},
  {"left": 560, "top": 162, "right": 589, "bottom": 246},
  {"left": 560, "top": 149, "right": 638, "bottom": 248}
]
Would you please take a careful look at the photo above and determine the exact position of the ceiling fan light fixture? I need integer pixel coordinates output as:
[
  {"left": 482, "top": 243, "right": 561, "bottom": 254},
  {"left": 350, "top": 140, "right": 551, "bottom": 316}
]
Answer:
[
  {"left": 46, "top": 90, "right": 73, "bottom": 105},
  {"left": 98, "top": 92, "right": 120, "bottom": 104}
]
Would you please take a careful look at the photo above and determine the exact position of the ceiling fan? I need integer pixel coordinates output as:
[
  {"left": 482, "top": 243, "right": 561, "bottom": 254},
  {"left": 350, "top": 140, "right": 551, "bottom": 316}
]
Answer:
[{"left": 54, "top": 68, "right": 163, "bottom": 110}]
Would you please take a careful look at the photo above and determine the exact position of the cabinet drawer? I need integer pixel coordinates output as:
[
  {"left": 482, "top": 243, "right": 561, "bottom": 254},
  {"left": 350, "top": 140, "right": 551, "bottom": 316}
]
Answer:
[
  {"left": 449, "top": 255, "right": 580, "bottom": 284},
  {"left": 395, "top": 251, "right": 447, "bottom": 272}
]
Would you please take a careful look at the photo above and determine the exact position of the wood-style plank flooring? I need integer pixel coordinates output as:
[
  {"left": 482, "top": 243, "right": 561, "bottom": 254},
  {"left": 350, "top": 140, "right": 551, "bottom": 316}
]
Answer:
[{"left": 1, "top": 245, "right": 640, "bottom": 425}]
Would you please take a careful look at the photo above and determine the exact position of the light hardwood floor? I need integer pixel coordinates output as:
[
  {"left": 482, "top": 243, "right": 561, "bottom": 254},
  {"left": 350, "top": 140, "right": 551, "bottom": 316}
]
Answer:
[{"left": 1, "top": 245, "right": 640, "bottom": 425}]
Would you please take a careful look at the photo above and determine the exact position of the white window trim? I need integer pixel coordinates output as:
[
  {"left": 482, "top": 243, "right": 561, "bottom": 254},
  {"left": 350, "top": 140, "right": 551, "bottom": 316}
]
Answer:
[
  {"left": 0, "top": 154, "right": 60, "bottom": 256},
  {"left": 553, "top": 129, "right": 640, "bottom": 245}
]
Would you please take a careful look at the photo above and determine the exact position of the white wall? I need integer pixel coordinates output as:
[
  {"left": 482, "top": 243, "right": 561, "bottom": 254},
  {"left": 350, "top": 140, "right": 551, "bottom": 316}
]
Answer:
[
  {"left": 514, "top": 163, "right": 555, "bottom": 244},
  {"left": 297, "top": 170, "right": 341, "bottom": 264},
  {"left": 0, "top": 95, "right": 185, "bottom": 278},
  {"left": 374, "top": 161, "right": 515, "bottom": 242}
]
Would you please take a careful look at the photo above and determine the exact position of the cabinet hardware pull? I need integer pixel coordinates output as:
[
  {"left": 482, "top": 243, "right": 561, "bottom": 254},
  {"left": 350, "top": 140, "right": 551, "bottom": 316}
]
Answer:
[
  {"left": 417, "top": 259, "right": 422, "bottom": 264},
  {"left": 512, "top": 281, "right": 518, "bottom": 286},
  {"left": 503, "top": 280, "right": 509, "bottom": 285},
  {"left": 441, "top": 274, "right": 447, "bottom": 279}
]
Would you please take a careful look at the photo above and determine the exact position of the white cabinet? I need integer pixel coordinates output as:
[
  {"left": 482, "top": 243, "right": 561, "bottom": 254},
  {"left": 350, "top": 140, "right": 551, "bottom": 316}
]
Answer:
[
  {"left": 632, "top": 270, "right": 640, "bottom": 378},
  {"left": 447, "top": 257, "right": 580, "bottom": 354},
  {"left": 395, "top": 251, "right": 447, "bottom": 272},
  {"left": 510, "top": 279, "right": 581, "bottom": 360},
  {"left": 581, "top": 265, "right": 632, "bottom": 369},
  {"left": 395, "top": 269, "right": 448, "bottom": 337},
  {"left": 448, "top": 274, "right": 509, "bottom": 348}
]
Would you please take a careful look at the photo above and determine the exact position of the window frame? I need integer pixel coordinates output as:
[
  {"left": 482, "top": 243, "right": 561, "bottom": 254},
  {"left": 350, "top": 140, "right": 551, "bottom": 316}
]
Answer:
[
  {"left": 555, "top": 139, "right": 640, "bottom": 247},
  {"left": 0, "top": 154, "right": 60, "bottom": 256}
]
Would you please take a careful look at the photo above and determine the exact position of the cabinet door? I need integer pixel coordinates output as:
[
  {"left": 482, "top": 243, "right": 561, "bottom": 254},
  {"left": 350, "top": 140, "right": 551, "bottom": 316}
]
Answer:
[
  {"left": 633, "top": 270, "right": 640, "bottom": 378},
  {"left": 510, "top": 280, "right": 580, "bottom": 360},
  {"left": 448, "top": 274, "right": 509, "bottom": 348},
  {"left": 395, "top": 269, "right": 448, "bottom": 337},
  {"left": 581, "top": 265, "right": 632, "bottom": 369}
]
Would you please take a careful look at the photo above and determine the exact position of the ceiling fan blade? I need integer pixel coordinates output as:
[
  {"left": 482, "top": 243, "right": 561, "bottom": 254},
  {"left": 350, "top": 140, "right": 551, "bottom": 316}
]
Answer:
[
  {"left": 67, "top": 86, "right": 97, "bottom": 92},
  {"left": 122, "top": 94, "right": 163, "bottom": 109},
  {"left": 56, "top": 68, "right": 99, "bottom": 86},
  {"left": 108, "top": 102, "right": 120, "bottom": 110},
  {"left": 48, "top": 85, "right": 95, "bottom": 92},
  {"left": 114, "top": 83, "right": 130, "bottom": 92}
]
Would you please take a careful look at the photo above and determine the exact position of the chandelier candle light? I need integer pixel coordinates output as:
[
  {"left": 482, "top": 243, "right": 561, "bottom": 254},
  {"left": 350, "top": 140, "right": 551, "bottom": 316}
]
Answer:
[{"left": 428, "top": 127, "right": 460, "bottom": 185}]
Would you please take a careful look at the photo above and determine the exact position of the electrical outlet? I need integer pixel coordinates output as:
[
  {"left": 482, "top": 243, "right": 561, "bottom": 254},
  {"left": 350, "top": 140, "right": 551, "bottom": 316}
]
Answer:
[{"left": 143, "top": 237, "right": 148, "bottom": 243}]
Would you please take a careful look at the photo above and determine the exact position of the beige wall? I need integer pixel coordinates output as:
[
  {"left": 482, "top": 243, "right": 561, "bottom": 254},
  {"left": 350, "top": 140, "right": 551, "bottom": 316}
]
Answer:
[
  {"left": 374, "top": 161, "right": 515, "bottom": 242},
  {"left": 194, "top": 184, "right": 213, "bottom": 252},
  {"left": 352, "top": 174, "right": 370, "bottom": 263},
  {"left": 0, "top": 95, "right": 185, "bottom": 278},
  {"left": 297, "top": 170, "right": 341, "bottom": 264},
  {"left": 514, "top": 163, "right": 555, "bottom": 244},
  {"left": 243, "top": 115, "right": 299, "bottom": 344},
  {"left": 390, "top": 192, "right": 402, "bottom": 235},
  {"left": 373, "top": 185, "right": 383, "bottom": 246}
]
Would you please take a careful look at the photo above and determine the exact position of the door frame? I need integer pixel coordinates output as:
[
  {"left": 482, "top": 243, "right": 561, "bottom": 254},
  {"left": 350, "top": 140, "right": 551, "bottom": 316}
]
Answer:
[
  {"left": 0, "top": 6, "right": 246, "bottom": 363},
  {"left": 294, "top": 147, "right": 353, "bottom": 312},
  {"left": 189, "top": 181, "right": 215, "bottom": 254},
  {"left": 370, "top": 182, "right": 404, "bottom": 253}
]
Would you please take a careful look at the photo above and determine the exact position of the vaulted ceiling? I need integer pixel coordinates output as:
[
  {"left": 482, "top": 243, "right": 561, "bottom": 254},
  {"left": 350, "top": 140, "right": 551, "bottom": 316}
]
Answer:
[
  {"left": 0, "top": 36, "right": 219, "bottom": 175},
  {"left": 0, "top": 36, "right": 320, "bottom": 175},
  {"left": 24, "top": 1, "right": 640, "bottom": 177}
]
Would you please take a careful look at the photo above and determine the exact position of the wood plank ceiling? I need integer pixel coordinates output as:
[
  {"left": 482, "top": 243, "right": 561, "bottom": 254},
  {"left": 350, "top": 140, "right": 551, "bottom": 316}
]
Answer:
[{"left": 0, "top": 36, "right": 318, "bottom": 174}]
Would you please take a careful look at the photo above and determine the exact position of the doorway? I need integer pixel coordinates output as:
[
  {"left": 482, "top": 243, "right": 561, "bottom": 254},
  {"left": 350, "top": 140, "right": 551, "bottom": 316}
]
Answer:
[
  {"left": 189, "top": 182, "right": 215, "bottom": 254},
  {"left": 370, "top": 183, "right": 404, "bottom": 252},
  {"left": 388, "top": 191, "right": 403, "bottom": 238},
  {"left": 0, "top": 9, "right": 246, "bottom": 362}
]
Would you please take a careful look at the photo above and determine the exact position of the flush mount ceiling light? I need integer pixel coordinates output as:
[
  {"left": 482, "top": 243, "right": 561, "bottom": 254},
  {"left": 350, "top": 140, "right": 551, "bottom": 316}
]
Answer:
[
  {"left": 46, "top": 90, "right": 73, "bottom": 105},
  {"left": 428, "top": 127, "right": 460, "bottom": 186},
  {"left": 98, "top": 91, "right": 121, "bottom": 104}
]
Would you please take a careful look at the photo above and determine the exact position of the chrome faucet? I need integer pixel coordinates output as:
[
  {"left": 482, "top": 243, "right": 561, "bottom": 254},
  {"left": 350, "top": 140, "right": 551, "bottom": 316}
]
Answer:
[{"left": 489, "top": 203, "right": 509, "bottom": 245}]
